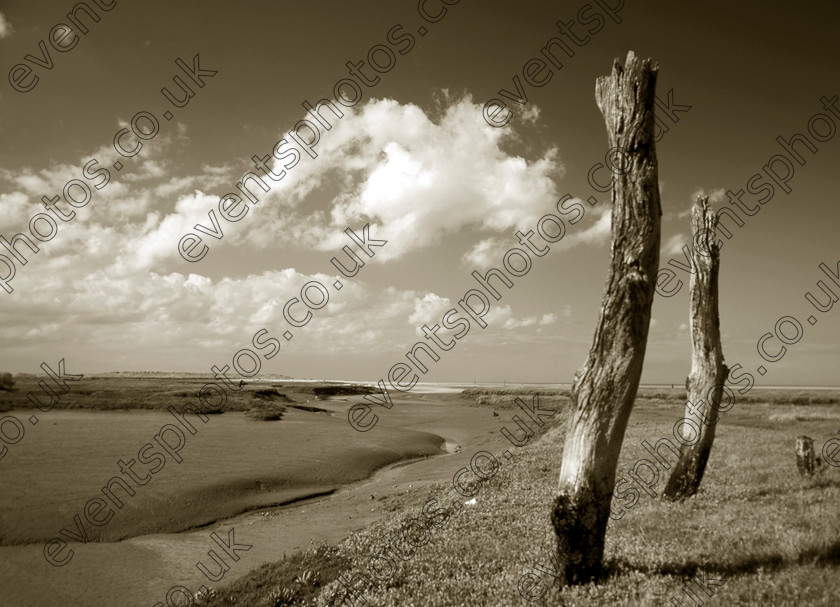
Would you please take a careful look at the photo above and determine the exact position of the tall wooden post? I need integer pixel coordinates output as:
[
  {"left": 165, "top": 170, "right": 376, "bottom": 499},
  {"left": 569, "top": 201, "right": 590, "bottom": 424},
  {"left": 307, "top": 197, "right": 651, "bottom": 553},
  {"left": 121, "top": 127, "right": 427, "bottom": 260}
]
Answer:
[
  {"left": 552, "top": 51, "right": 661, "bottom": 585},
  {"left": 663, "top": 196, "right": 728, "bottom": 501}
]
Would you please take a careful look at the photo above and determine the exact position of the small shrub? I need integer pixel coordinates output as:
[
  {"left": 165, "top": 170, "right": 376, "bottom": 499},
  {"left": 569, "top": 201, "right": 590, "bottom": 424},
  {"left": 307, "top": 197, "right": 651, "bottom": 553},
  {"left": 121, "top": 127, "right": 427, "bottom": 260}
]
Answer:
[
  {"left": 0, "top": 372, "right": 14, "bottom": 391},
  {"left": 245, "top": 404, "right": 286, "bottom": 421},
  {"left": 312, "top": 385, "right": 374, "bottom": 397}
]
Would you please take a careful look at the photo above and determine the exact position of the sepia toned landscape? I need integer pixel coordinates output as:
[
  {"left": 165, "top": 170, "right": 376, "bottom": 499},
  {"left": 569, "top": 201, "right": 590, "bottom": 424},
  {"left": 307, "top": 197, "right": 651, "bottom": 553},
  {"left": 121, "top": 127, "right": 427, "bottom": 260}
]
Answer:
[{"left": 2, "top": 1, "right": 839, "bottom": 606}]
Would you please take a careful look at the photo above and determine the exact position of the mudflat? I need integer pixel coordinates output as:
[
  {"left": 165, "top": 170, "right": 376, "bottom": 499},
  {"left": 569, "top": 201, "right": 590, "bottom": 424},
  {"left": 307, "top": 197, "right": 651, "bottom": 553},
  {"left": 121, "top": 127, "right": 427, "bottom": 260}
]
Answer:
[{"left": 0, "top": 388, "right": 515, "bottom": 607}]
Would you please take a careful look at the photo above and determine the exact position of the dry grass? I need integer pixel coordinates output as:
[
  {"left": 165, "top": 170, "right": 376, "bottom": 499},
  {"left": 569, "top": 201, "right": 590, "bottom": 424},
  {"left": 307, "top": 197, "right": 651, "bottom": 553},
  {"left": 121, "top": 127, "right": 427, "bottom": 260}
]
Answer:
[
  {"left": 195, "top": 545, "right": 349, "bottom": 607},
  {"left": 768, "top": 409, "right": 840, "bottom": 423}
]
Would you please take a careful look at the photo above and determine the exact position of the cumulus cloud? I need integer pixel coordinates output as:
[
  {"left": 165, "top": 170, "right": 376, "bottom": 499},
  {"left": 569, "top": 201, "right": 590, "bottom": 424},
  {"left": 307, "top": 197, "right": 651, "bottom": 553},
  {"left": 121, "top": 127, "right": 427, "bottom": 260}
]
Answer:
[
  {"left": 1, "top": 93, "right": 563, "bottom": 284},
  {"left": 210, "top": 94, "right": 565, "bottom": 260},
  {"left": 0, "top": 93, "right": 571, "bottom": 370}
]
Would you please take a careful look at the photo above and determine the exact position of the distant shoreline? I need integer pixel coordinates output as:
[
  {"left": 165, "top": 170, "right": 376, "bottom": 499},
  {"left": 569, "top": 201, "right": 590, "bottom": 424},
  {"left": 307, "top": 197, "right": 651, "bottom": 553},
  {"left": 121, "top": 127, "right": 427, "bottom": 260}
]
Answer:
[
  {"left": 5, "top": 374, "right": 839, "bottom": 392},
  {"left": 285, "top": 380, "right": 840, "bottom": 391}
]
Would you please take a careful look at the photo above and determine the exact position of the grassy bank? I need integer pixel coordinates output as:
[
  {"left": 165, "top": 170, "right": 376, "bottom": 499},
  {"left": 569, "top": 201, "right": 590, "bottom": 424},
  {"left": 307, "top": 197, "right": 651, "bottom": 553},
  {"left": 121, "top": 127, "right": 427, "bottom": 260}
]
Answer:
[{"left": 196, "top": 390, "right": 840, "bottom": 606}]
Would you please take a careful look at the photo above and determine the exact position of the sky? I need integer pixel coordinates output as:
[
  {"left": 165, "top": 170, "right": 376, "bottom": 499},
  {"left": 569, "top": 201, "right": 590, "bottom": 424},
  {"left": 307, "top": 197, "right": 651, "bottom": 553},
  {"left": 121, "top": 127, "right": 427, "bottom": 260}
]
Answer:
[{"left": 1, "top": 0, "right": 838, "bottom": 386}]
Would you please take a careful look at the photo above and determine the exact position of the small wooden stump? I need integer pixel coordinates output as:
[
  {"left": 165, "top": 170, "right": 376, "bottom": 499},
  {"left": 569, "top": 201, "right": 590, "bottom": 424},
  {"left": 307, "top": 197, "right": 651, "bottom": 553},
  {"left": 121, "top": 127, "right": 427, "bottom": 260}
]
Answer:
[{"left": 796, "top": 435, "right": 817, "bottom": 477}]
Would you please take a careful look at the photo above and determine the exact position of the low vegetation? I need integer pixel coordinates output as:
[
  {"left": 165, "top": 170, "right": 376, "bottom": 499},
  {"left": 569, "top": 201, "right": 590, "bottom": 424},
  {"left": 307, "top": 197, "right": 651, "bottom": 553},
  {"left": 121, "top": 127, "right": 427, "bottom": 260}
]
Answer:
[
  {"left": 0, "top": 376, "right": 374, "bottom": 413},
  {"left": 245, "top": 389, "right": 295, "bottom": 421},
  {"left": 245, "top": 404, "right": 287, "bottom": 421}
]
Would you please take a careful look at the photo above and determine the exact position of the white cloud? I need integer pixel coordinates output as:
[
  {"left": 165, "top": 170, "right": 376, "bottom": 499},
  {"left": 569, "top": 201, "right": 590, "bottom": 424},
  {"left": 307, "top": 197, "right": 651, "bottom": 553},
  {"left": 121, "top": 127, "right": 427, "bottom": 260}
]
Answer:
[
  {"left": 0, "top": 93, "right": 565, "bottom": 301},
  {"left": 0, "top": 263, "right": 438, "bottom": 365},
  {"left": 0, "top": 93, "right": 571, "bottom": 369},
  {"left": 409, "top": 293, "right": 452, "bottom": 327},
  {"left": 462, "top": 238, "right": 509, "bottom": 268},
  {"left": 0, "top": 191, "right": 29, "bottom": 225},
  {"left": 688, "top": 187, "right": 726, "bottom": 210},
  {"left": 225, "top": 95, "right": 565, "bottom": 260},
  {"left": 481, "top": 305, "right": 553, "bottom": 332},
  {"left": 567, "top": 208, "right": 611, "bottom": 246},
  {"left": 0, "top": 12, "right": 12, "bottom": 39},
  {"left": 504, "top": 316, "right": 537, "bottom": 329},
  {"left": 461, "top": 205, "right": 612, "bottom": 269},
  {"left": 662, "top": 233, "right": 688, "bottom": 256}
]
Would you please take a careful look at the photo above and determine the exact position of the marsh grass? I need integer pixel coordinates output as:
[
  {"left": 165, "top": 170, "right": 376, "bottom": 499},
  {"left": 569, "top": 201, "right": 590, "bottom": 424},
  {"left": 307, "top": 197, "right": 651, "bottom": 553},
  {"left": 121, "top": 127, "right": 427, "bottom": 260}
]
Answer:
[
  {"left": 245, "top": 404, "right": 287, "bottom": 421},
  {"left": 0, "top": 376, "right": 366, "bottom": 413}
]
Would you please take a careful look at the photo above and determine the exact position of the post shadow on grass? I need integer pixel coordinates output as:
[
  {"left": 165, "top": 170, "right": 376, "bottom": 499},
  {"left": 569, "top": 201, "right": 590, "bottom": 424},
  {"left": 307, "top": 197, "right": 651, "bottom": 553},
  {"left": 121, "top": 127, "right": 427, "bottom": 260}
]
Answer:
[{"left": 599, "top": 537, "right": 840, "bottom": 580}]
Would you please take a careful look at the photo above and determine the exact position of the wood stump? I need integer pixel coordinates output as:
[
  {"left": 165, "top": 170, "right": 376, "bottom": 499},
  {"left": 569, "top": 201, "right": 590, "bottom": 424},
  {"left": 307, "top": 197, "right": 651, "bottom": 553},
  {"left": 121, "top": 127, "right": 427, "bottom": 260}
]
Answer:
[
  {"left": 796, "top": 435, "right": 817, "bottom": 477},
  {"left": 0, "top": 372, "right": 14, "bottom": 391}
]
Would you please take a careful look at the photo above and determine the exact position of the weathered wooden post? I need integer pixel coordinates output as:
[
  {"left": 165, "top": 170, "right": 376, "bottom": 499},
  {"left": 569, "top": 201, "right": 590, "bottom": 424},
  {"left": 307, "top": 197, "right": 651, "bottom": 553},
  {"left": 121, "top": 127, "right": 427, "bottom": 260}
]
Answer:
[
  {"left": 663, "top": 196, "right": 728, "bottom": 500},
  {"left": 551, "top": 51, "right": 661, "bottom": 585},
  {"left": 796, "top": 435, "right": 817, "bottom": 477}
]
